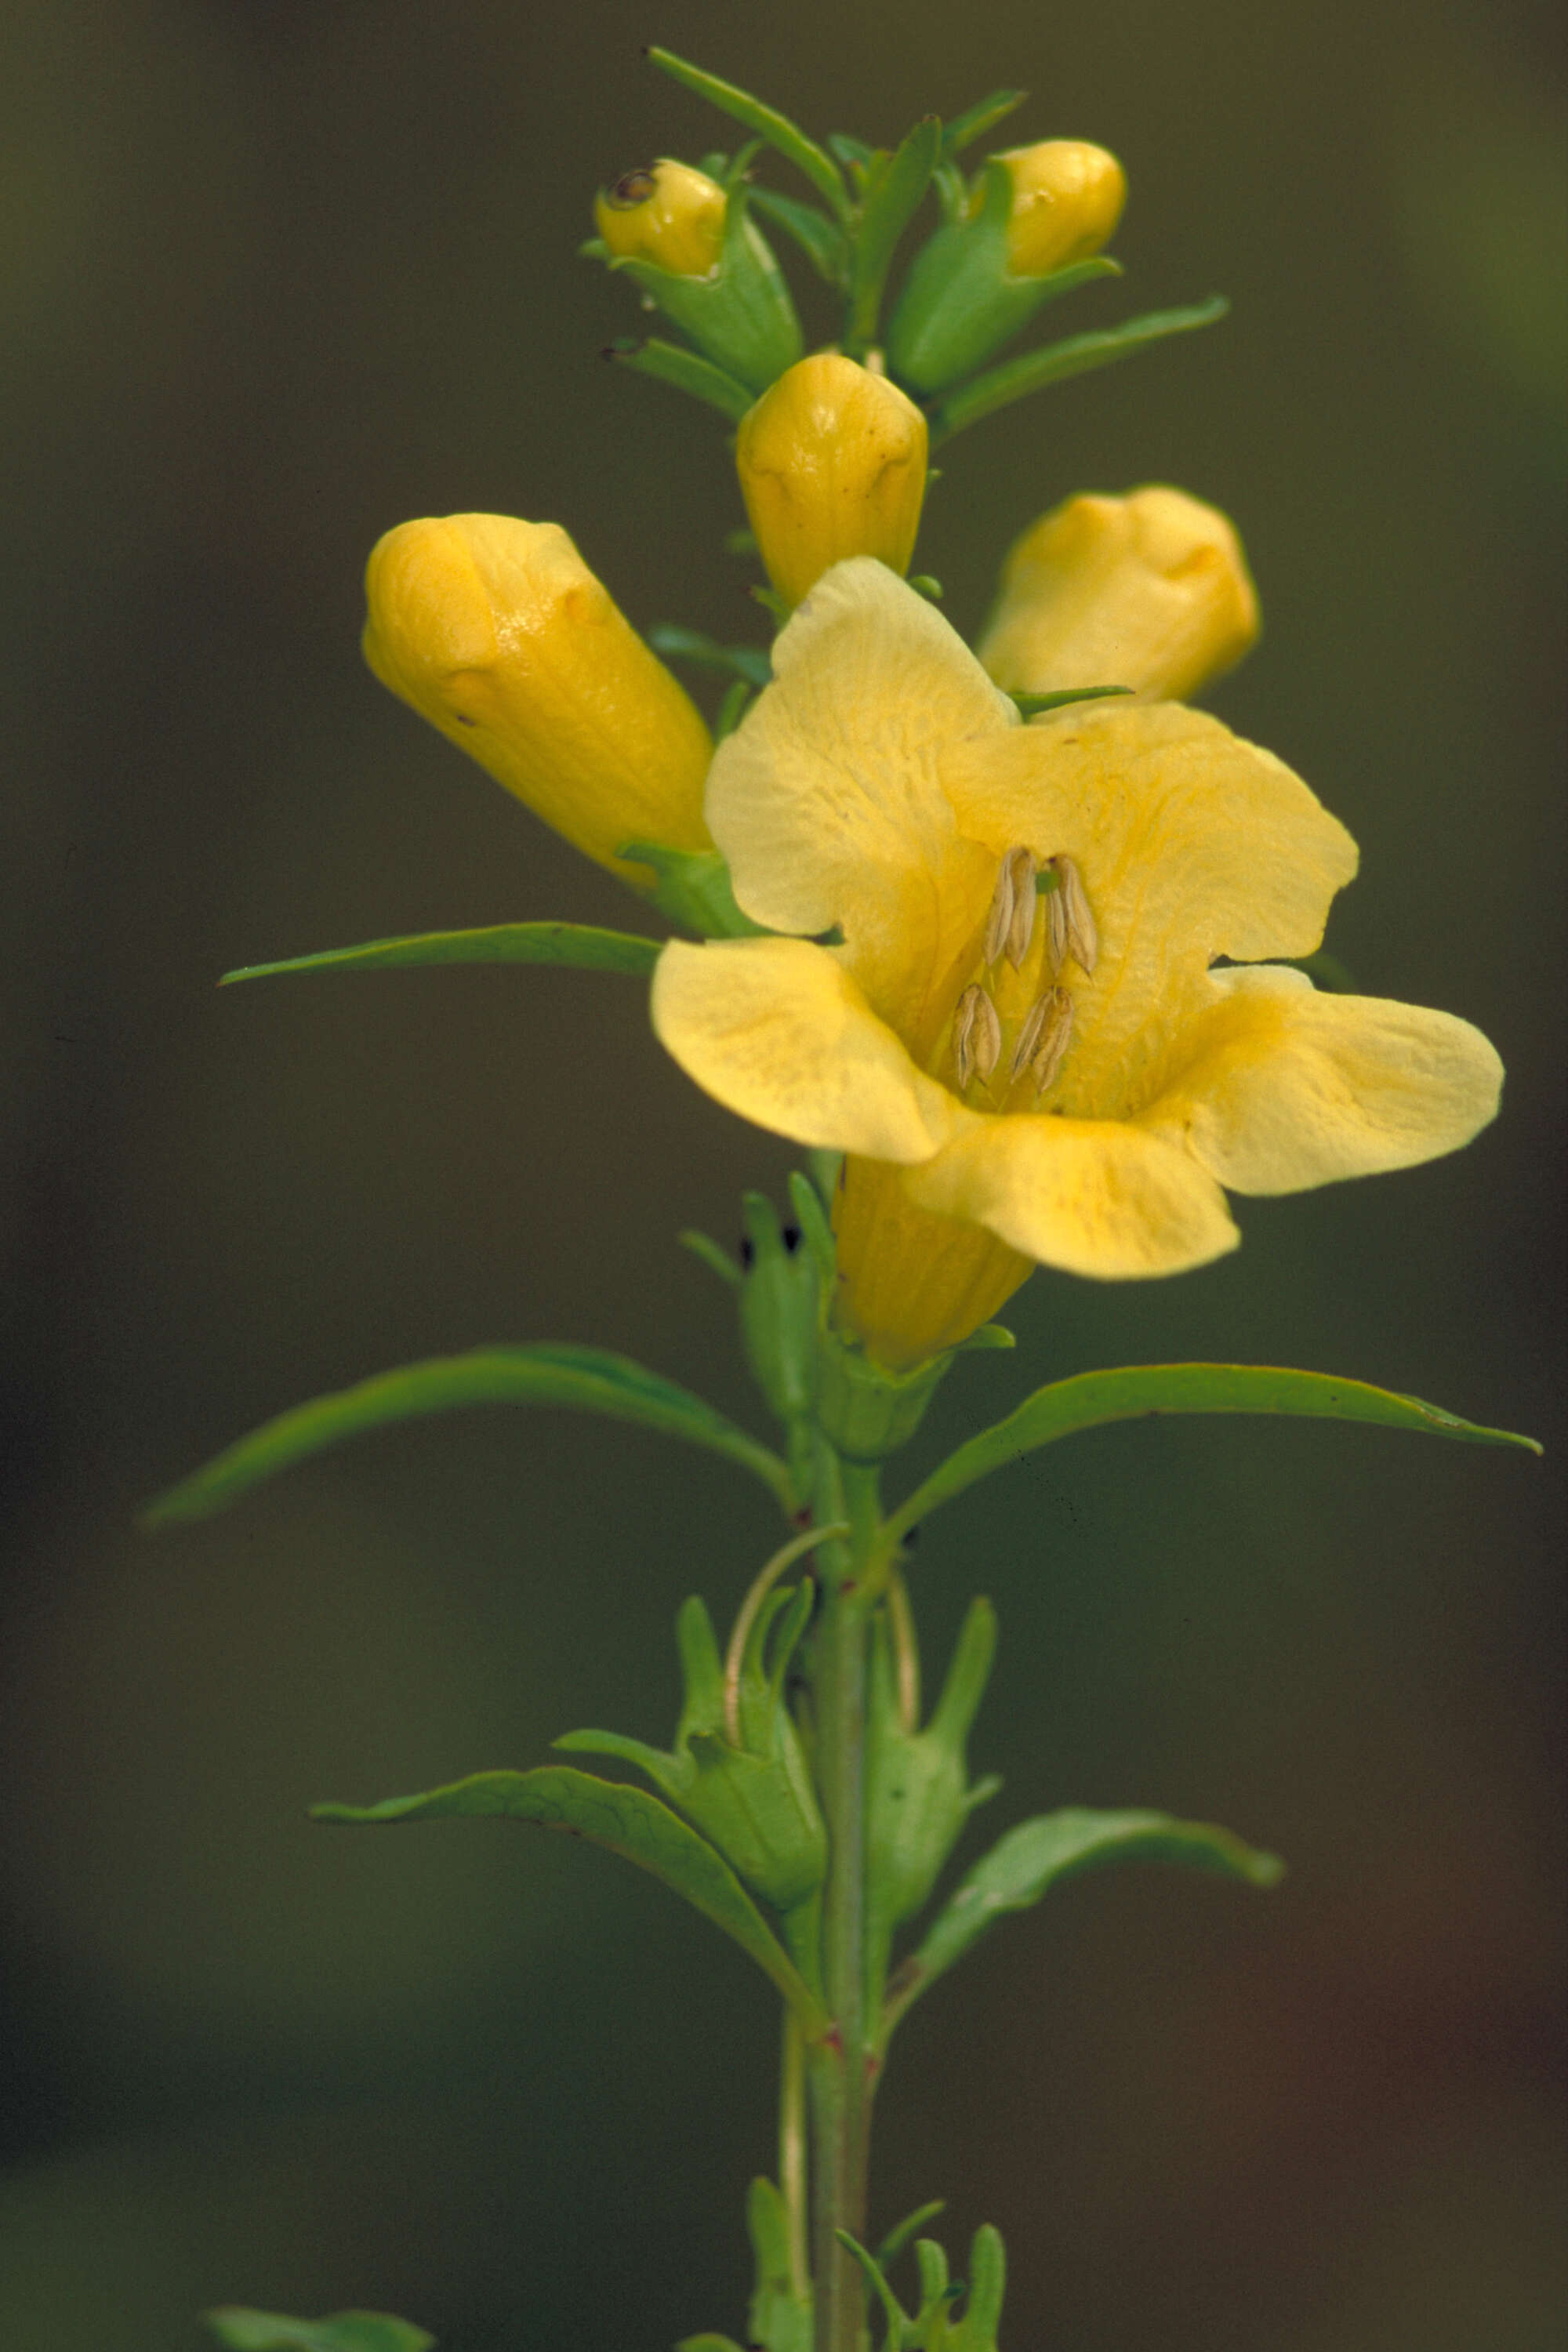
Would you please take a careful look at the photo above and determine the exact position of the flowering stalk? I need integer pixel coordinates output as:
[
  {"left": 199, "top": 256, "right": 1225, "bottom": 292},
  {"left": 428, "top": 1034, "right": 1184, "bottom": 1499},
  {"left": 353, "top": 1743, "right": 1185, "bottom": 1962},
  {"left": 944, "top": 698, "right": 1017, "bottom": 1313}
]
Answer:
[{"left": 158, "top": 50, "right": 1539, "bottom": 2352}]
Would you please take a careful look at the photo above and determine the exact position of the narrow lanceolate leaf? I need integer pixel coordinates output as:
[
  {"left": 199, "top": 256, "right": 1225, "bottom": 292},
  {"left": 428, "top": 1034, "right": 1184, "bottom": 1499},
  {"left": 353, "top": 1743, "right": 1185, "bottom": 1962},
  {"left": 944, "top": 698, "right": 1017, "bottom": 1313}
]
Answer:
[
  {"left": 884, "top": 1808, "right": 1283, "bottom": 2037},
  {"left": 222, "top": 920, "right": 662, "bottom": 987},
  {"left": 646, "top": 49, "right": 848, "bottom": 219},
  {"left": 312, "top": 1766, "right": 829, "bottom": 2034},
  {"left": 848, "top": 116, "right": 942, "bottom": 347},
  {"left": 205, "top": 2312, "right": 434, "bottom": 2352},
  {"left": 1010, "top": 684, "right": 1134, "bottom": 717},
  {"left": 927, "top": 297, "right": 1230, "bottom": 443},
  {"left": 941, "top": 89, "right": 1029, "bottom": 158},
  {"left": 647, "top": 624, "right": 773, "bottom": 688},
  {"left": 883, "top": 1364, "right": 1541, "bottom": 1548},
  {"left": 605, "top": 336, "right": 756, "bottom": 421},
  {"left": 143, "top": 1345, "right": 793, "bottom": 1526},
  {"left": 747, "top": 187, "right": 847, "bottom": 285}
]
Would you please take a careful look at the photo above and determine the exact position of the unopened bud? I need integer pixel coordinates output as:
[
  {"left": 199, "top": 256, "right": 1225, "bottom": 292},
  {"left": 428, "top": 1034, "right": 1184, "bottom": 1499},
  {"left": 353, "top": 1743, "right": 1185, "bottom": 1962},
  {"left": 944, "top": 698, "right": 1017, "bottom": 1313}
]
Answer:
[
  {"left": 978, "top": 485, "right": 1261, "bottom": 702},
  {"left": 592, "top": 162, "right": 800, "bottom": 392},
  {"left": 362, "top": 514, "right": 713, "bottom": 885},
  {"left": 990, "top": 141, "right": 1127, "bottom": 278},
  {"left": 594, "top": 159, "right": 727, "bottom": 278},
  {"left": 735, "top": 355, "right": 929, "bottom": 609},
  {"left": 887, "top": 140, "right": 1127, "bottom": 394}
]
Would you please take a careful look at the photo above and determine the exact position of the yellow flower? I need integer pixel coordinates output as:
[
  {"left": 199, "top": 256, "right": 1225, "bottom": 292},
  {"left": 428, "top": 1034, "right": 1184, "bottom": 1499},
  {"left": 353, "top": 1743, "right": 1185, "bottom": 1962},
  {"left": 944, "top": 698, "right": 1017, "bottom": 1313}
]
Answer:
[
  {"left": 735, "top": 355, "right": 928, "bottom": 610},
  {"left": 362, "top": 512, "right": 713, "bottom": 886},
  {"left": 651, "top": 561, "right": 1502, "bottom": 1370},
  {"left": 988, "top": 140, "right": 1127, "bottom": 279},
  {"left": 978, "top": 485, "right": 1260, "bottom": 702},
  {"left": 594, "top": 160, "right": 727, "bottom": 278}
]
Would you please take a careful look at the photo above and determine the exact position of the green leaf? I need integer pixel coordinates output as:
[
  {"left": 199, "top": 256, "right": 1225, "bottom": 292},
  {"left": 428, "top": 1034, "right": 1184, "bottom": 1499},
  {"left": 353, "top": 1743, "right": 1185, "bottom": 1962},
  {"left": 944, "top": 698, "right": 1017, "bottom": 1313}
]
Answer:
[
  {"left": 749, "top": 187, "right": 848, "bottom": 285},
  {"left": 143, "top": 1344, "right": 793, "bottom": 1526},
  {"left": 884, "top": 1808, "right": 1283, "bottom": 2034},
  {"left": 848, "top": 116, "right": 942, "bottom": 349},
  {"left": 676, "top": 2339, "right": 746, "bottom": 2352},
  {"left": 205, "top": 2314, "right": 434, "bottom": 2352},
  {"left": 876, "top": 2199, "right": 946, "bottom": 2272},
  {"left": 941, "top": 90, "right": 1029, "bottom": 158},
  {"left": 617, "top": 840, "right": 766, "bottom": 938},
  {"left": 646, "top": 49, "right": 848, "bottom": 219},
  {"left": 647, "top": 625, "right": 772, "bottom": 688},
  {"left": 604, "top": 335, "right": 755, "bottom": 421},
  {"left": 927, "top": 297, "right": 1230, "bottom": 444},
  {"left": 311, "top": 1765, "right": 829, "bottom": 2033},
  {"left": 1009, "top": 684, "right": 1134, "bottom": 717},
  {"left": 221, "top": 920, "right": 661, "bottom": 988},
  {"left": 883, "top": 1363, "right": 1541, "bottom": 1549}
]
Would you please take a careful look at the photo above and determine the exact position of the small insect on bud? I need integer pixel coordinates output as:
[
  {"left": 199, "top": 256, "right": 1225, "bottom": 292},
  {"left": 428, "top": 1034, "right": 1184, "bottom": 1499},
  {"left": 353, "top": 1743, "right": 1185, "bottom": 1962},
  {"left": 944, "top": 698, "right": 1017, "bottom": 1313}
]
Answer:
[
  {"left": 952, "top": 983, "right": 1003, "bottom": 1090},
  {"left": 594, "top": 159, "right": 727, "bottom": 279},
  {"left": 1028, "top": 985, "right": 1075, "bottom": 1094}
]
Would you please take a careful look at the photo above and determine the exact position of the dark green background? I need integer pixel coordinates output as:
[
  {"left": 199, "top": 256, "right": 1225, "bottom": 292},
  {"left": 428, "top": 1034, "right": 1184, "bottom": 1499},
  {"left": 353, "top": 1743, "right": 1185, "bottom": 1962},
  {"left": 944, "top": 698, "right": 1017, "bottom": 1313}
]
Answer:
[{"left": 2, "top": 2, "right": 1563, "bottom": 2346}]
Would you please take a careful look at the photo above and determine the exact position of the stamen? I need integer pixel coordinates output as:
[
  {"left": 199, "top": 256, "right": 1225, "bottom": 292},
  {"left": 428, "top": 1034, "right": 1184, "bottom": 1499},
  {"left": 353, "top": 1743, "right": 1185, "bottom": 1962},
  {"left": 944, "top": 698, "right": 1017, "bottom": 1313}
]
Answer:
[
  {"left": 971, "top": 987, "right": 1003, "bottom": 1080},
  {"left": 1009, "top": 989, "right": 1051, "bottom": 1080},
  {"left": 953, "top": 984, "right": 981, "bottom": 1089},
  {"left": 1003, "top": 846, "right": 1038, "bottom": 967},
  {"left": 1029, "top": 986, "right": 1075, "bottom": 1094},
  {"left": 953, "top": 983, "right": 1002, "bottom": 1089},
  {"left": 1044, "top": 874, "right": 1069, "bottom": 975},
  {"left": 1051, "top": 854, "right": 1098, "bottom": 975},
  {"left": 982, "top": 858, "right": 1014, "bottom": 967}
]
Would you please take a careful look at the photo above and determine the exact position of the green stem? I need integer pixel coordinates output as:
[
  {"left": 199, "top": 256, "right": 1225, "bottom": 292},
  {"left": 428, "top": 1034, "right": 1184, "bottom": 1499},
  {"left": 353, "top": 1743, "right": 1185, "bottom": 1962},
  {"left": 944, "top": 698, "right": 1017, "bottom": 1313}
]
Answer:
[
  {"left": 805, "top": 1446, "right": 881, "bottom": 2352},
  {"left": 780, "top": 2006, "right": 809, "bottom": 2300}
]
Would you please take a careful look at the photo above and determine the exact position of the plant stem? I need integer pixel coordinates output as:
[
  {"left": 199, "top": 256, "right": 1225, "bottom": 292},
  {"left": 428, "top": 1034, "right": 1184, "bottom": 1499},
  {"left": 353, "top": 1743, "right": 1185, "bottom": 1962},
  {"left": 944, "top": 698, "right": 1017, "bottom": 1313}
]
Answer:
[
  {"left": 779, "top": 2006, "right": 809, "bottom": 2300},
  {"left": 806, "top": 1447, "right": 880, "bottom": 2352}
]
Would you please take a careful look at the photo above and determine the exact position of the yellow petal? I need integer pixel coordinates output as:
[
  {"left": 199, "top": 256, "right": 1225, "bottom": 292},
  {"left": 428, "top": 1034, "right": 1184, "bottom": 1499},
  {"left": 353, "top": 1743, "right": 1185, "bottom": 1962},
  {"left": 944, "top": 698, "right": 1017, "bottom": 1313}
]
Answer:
[
  {"left": 978, "top": 486, "right": 1260, "bottom": 702},
  {"left": 735, "top": 357, "right": 928, "bottom": 610},
  {"left": 991, "top": 141, "right": 1127, "bottom": 278},
  {"left": 706, "top": 559, "right": 1016, "bottom": 1018},
  {"left": 652, "top": 936, "right": 960, "bottom": 1161},
  {"left": 362, "top": 514, "right": 713, "bottom": 883},
  {"left": 940, "top": 699, "right": 1359, "bottom": 1117},
  {"left": 905, "top": 1112, "right": 1240, "bottom": 1279},
  {"left": 1140, "top": 964, "right": 1504, "bottom": 1191}
]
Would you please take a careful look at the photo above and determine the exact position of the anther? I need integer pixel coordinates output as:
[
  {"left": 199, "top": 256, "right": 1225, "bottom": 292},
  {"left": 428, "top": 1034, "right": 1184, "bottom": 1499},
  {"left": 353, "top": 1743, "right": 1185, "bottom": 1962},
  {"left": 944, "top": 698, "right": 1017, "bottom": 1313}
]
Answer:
[
  {"left": 1003, "top": 846, "right": 1038, "bottom": 967},
  {"left": 982, "top": 859, "right": 1014, "bottom": 968},
  {"left": 1050, "top": 854, "right": 1098, "bottom": 974},
  {"left": 1029, "top": 986, "right": 1075, "bottom": 1094},
  {"left": 953, "top": 983, "right": 1002, "bottom": 1090}
]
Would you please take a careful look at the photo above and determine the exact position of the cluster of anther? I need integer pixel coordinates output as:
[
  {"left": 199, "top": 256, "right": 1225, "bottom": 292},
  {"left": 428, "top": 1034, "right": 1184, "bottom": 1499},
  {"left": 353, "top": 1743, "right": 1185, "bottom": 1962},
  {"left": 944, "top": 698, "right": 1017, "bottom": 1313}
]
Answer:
[{"left": 951, "top": 846, "right": 1098, "bottom": 1102}]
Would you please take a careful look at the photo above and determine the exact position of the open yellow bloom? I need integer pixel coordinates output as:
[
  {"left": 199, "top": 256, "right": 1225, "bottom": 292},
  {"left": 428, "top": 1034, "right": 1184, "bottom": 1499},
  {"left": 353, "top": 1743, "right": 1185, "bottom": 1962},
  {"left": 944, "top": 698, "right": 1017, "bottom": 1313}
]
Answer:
[
  {"left": 363, "top": 513, "right": 713, "bottom": 886},
  {"left": 978, "top": 485, "right": 1260, "bottom": 702},
  {"left": 652, "top": 561, "right": 1502, "bottom": 1370}
]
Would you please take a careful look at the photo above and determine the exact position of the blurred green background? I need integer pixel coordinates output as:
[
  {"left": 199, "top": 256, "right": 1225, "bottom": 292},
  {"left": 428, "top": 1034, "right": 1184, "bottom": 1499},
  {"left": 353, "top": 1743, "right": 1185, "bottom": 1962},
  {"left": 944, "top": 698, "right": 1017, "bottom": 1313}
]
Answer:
[{"left": 1, "top": 2, "right": 1563, "bottom": 2346}]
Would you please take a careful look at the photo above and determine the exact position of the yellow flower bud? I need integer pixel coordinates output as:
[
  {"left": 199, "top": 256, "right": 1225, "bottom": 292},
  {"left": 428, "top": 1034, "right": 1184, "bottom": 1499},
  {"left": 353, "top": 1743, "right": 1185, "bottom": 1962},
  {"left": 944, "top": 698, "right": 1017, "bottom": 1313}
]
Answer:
[
  {"left": 735, "top": 355, "right": 929, "bottom": 610},
  {"left": 978, "top": 485, "right": 1261, "bottom": 702},
  {"left": 594, "top": 159, "right": 726, "bottom": 280},
  {"left": 362, "top": 514, "right": 713, "bottom": 884},
  {"left": 988, "top": 141, "right": 1127, "bottom": 278}
]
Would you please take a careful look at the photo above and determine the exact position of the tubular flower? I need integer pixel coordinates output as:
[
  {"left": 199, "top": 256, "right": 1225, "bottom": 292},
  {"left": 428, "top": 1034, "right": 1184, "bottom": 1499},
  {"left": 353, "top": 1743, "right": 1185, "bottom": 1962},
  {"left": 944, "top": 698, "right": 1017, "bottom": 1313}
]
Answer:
[
  {"left": 362, "top": 512, "right": 713, "bottom": 886},
  {"left": 593, "top": 159, "right": 727, "bottom": 278},
  {"left": 978, "top": 485, "right": 1261, "bottom": 702},
  {"left": 735, "top": 355, "right": 929, "bottom": 610},
  {"left": 651, "top": 561, "right": 1502, "bottom": 1370}
]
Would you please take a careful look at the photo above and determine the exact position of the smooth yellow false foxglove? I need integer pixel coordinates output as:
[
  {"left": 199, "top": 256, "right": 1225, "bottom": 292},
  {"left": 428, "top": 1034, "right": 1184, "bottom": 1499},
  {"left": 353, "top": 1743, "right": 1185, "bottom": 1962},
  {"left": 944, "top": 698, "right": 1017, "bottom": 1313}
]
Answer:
[
  {"left": 594, "top": 160, "right": 727, "bottom": 278},
  {"left": 362, "top": 513, "right": 713, "bottom": 885},
  {"left": 652, "top": 561, "right": 1502, "bottom": 1370},
  {"left": 989, "top": 140, "right": 1127, "bottom": 279},
  {"left": 735, "top": 355, "right": 928, "bottom": 610},
  {"left": 978, "top": 485, "right": 1261, "bottom": 702}
]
